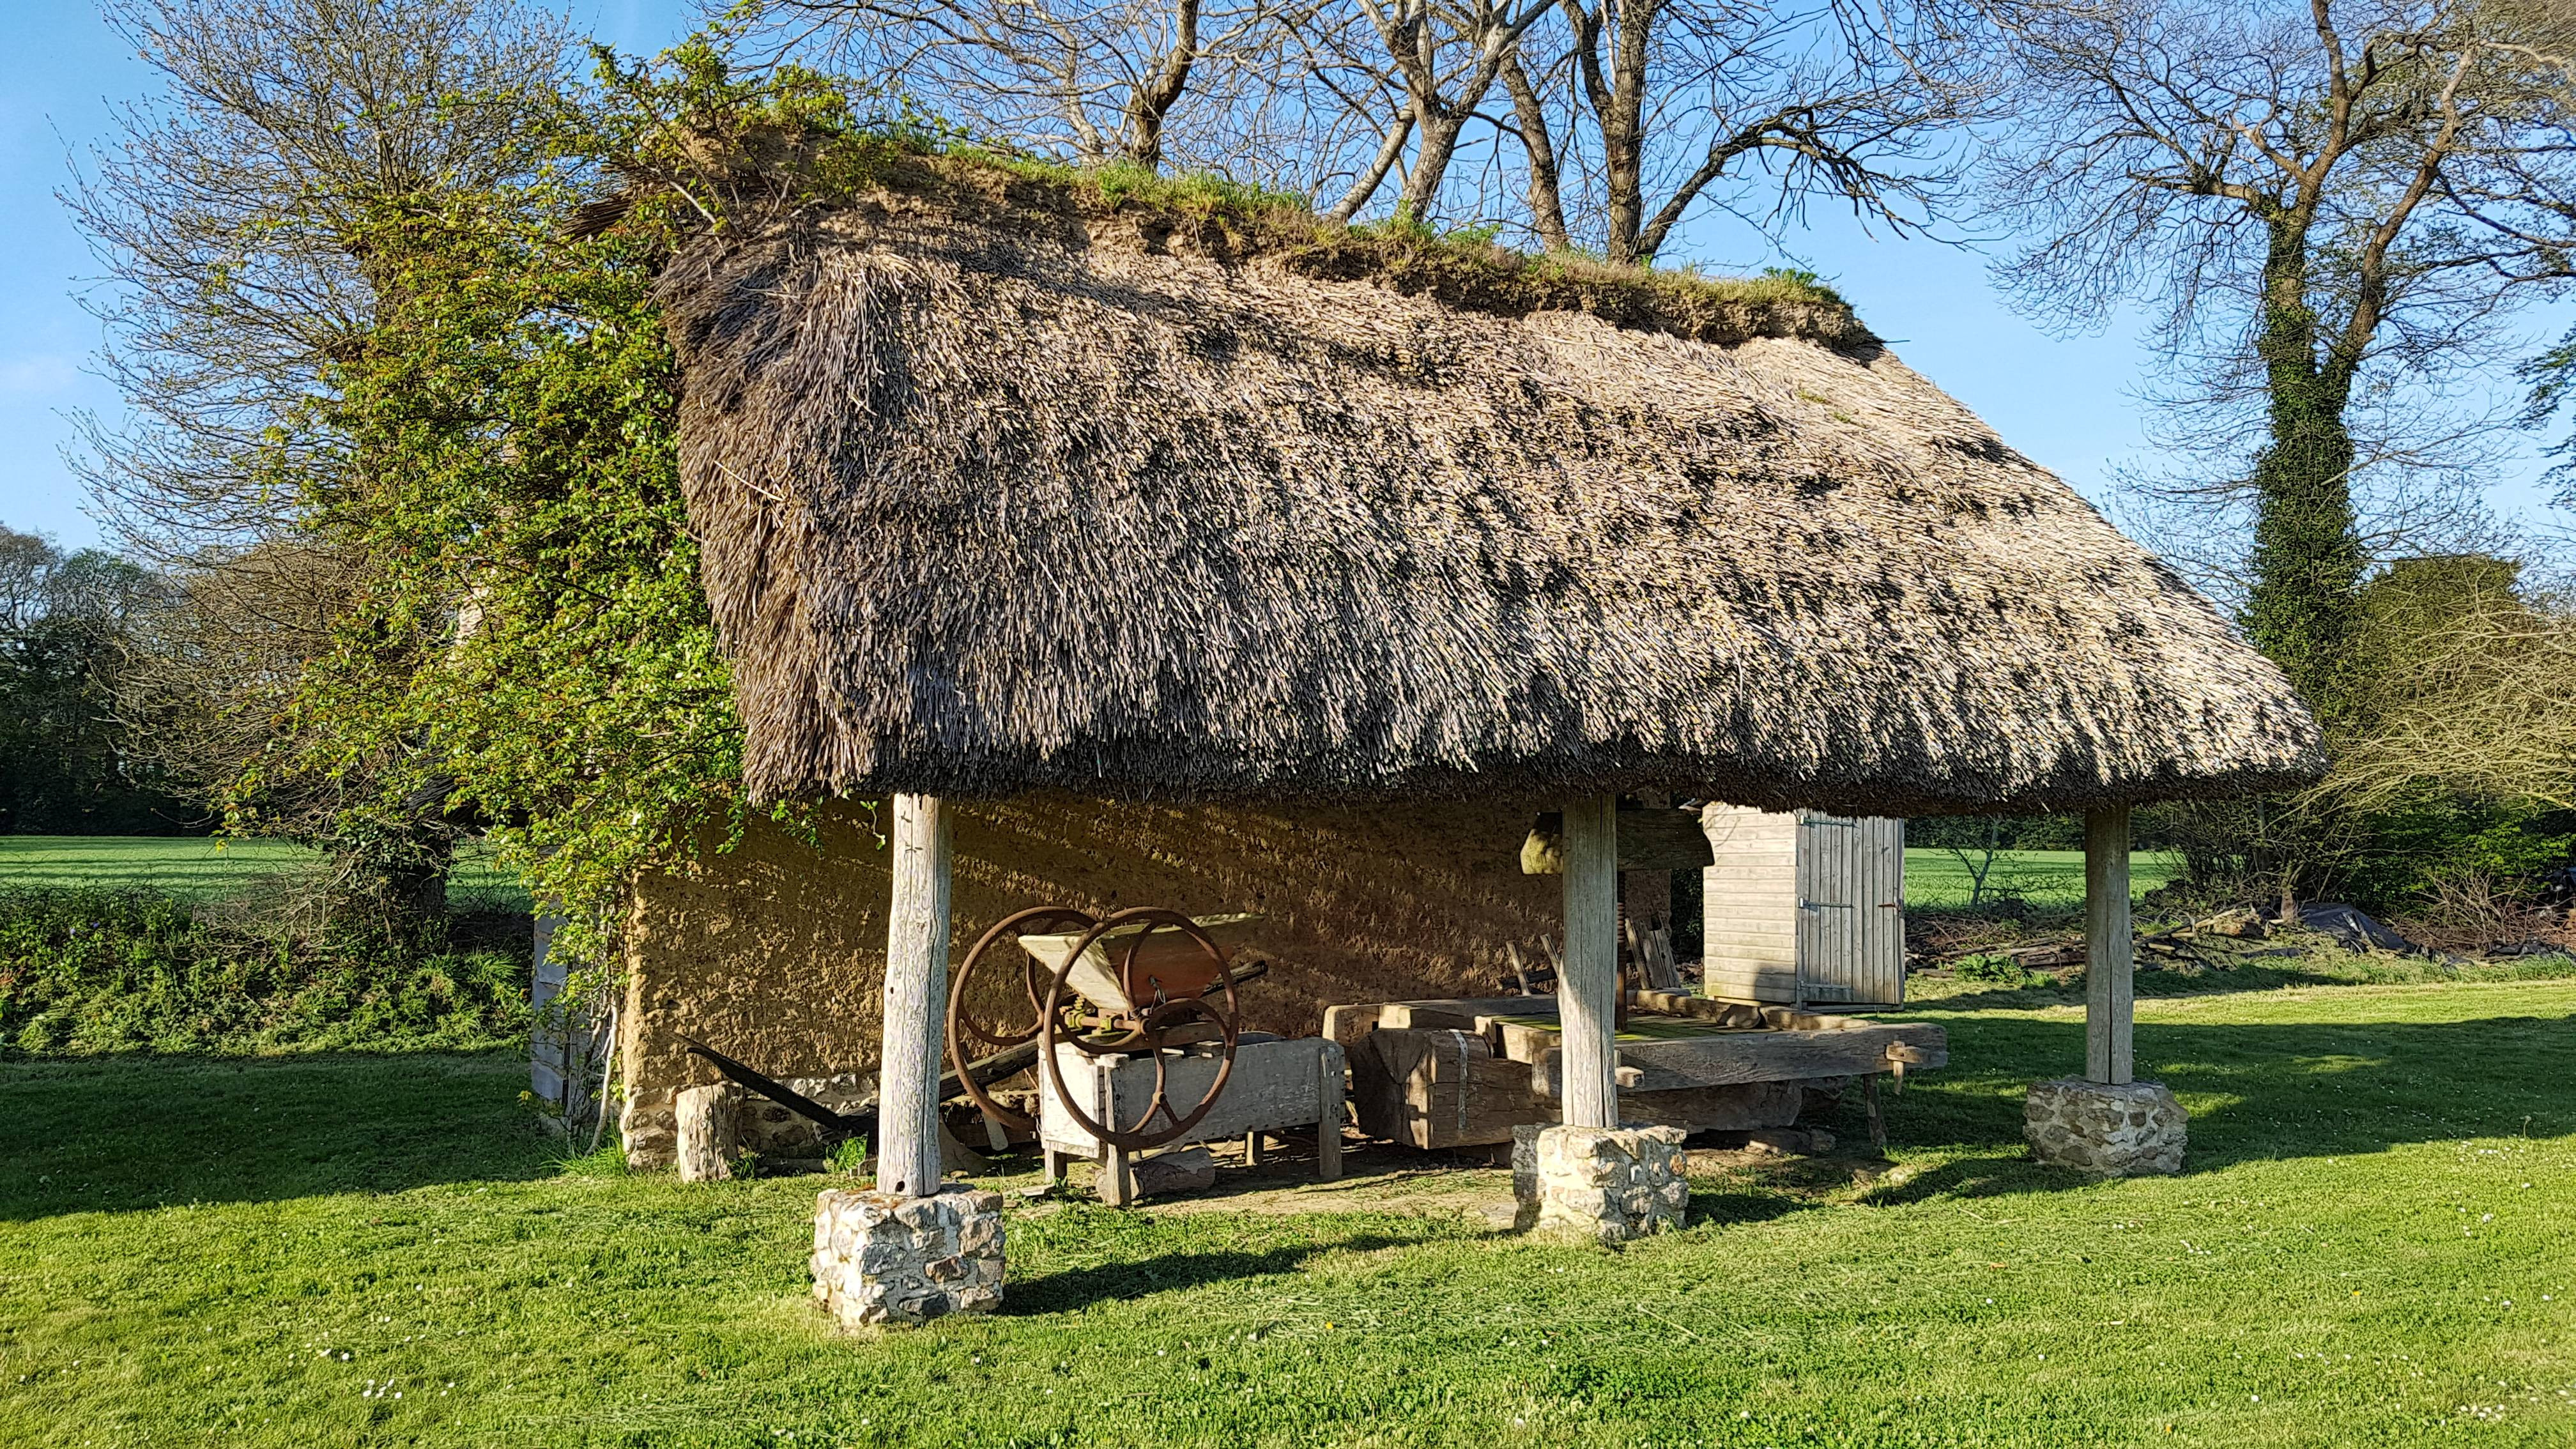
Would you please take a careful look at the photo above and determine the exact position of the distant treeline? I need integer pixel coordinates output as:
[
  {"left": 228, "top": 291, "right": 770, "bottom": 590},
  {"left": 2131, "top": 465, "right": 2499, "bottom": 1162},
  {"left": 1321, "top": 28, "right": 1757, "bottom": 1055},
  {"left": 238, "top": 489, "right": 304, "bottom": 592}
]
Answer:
[{"left": 0, "top": 527, "right": 194, "bottom": 836}]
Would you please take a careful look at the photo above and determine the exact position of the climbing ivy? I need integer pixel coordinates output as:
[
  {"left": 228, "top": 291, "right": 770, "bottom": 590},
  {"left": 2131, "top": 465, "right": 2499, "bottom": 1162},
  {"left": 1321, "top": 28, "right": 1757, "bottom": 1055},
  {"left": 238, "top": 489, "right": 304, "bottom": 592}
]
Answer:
[{"left": 260, "top": 48, "right": 868, "bottom": 979}]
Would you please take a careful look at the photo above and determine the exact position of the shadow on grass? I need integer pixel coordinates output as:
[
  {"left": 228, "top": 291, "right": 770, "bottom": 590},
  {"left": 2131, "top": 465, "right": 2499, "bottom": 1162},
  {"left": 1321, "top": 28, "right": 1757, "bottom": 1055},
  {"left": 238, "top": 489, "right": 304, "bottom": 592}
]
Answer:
[
  {"left": 1908, "top": 951, "right": 2576, "bottom": 1012},
  {"left": 1008, "top": 1230, "right": 1425, "bottom": 1314},
  {"left": 1853, "top": 1007, "right": 2576, "bottom": 1190},
  {"left": 0, "top": 1048, "right": 561, "bottom": 1221},
  {"left": 10, "top": 1004, "right": 2575, "bottom": 1229}
]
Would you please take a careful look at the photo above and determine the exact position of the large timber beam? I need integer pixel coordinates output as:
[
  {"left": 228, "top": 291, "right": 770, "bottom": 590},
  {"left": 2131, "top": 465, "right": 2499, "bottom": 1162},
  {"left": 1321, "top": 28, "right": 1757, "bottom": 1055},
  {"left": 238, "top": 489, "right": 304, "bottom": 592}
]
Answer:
[
  {"left": 878, "top": 792, "right": 953, "bottom": 1196},
  {"left": 1559, "top": 793, "right": 1621, "bottom": 1128},
  {"left": 2083, "top": 804, "right": 2134, "bottom": 1085}
]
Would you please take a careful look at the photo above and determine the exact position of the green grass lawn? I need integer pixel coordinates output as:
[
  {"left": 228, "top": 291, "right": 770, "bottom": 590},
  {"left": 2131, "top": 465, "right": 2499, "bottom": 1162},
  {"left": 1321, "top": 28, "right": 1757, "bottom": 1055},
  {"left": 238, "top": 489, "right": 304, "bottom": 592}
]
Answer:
[
  {"left": 3, "top": 981, "right": 2570, "bottom": 1446},
  {"left": 6, "top": 834, "right": 2144, "bottom": 917},
  {"left": 1902, "top": 847, "right": 2183, "bottom": 910},
  {"left": 0, "top": 835, "right": 531, "bottom": 911}
]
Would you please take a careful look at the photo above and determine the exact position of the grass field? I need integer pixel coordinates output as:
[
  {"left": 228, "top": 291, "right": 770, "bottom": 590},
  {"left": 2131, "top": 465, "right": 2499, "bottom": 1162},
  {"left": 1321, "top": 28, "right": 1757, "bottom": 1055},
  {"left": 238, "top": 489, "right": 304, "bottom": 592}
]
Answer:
[
  {"left": 3, "top": 834, "right": 2145, "bottom": 916},
  {"left": 2, "top": 979, "right": 2570, "bottom": 1446},
  {"left": 0, "top": 835, "right": 531, "bottom": 911},
  {"left": 1901, "top": 848, "right": 2182, "bottom": 910}
]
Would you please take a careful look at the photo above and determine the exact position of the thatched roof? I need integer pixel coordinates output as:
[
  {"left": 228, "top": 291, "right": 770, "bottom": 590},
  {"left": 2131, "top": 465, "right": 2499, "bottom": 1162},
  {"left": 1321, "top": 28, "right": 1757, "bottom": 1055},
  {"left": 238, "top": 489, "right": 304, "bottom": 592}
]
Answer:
[{"left": 659, "top": 161, "right": 2323, "bottom": 816}]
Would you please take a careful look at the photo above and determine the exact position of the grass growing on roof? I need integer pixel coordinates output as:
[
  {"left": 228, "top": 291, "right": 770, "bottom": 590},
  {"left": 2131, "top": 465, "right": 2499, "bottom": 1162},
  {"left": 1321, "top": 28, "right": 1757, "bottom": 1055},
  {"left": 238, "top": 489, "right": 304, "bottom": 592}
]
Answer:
[
  {"left": 3, "top": 980, "right": 2571, "bottom": 1445},
  {"left": 747, "top": 127, "right": 1871, "bottom": 348}
]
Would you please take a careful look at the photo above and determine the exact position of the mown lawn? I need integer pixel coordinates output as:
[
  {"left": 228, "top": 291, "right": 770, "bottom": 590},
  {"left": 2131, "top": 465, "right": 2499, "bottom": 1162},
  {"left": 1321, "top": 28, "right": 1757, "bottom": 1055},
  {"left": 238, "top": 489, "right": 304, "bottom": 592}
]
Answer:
[
  {"left": 1901, "top": 848, "right": 2183, "bottom": 910},
  {"left": 3, "top": 981, "right": 2571, "bottom": 1446},
  {"left": 5, "top": 834, "right": 2149, "bottom": 916},
  {"left": 0, "top": 835, "right": 531, "bottom": 911}
]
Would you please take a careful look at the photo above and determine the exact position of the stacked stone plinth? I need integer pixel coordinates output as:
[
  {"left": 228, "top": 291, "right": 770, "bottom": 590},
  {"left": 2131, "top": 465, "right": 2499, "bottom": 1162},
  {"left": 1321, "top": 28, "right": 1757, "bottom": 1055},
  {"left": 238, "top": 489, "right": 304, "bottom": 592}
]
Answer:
[
  {"left": 811, "top": 1184, "right": 1005, "bottom": 1327},
  {"left": 2024, "top": 1078, "right": 2187, "bottom": 1176},
  {"left": 1512, "top": 1123, "right": 1690, "bottom": 1245}
]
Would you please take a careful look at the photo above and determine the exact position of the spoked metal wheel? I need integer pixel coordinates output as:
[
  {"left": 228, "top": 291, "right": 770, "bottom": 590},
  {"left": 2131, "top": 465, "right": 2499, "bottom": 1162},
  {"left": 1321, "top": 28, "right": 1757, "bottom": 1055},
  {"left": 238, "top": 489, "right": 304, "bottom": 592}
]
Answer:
[
  {"left": 1036, "top": 908, "right": 1243, "bottom": 1153},
  {"left": 946, "top": 906, "right": 1101, "bottom": 1134}
]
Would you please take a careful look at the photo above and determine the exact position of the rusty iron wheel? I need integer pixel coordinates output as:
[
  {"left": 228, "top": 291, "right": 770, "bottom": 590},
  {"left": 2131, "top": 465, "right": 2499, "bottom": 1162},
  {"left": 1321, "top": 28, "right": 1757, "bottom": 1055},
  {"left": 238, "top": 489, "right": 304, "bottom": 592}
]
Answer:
[
  {"left": 1036, "top": 907, "right": 1242, "bottom": 1154},
  {"left": 946, "top": 906, "right": 1100, "bottom": 1134}
]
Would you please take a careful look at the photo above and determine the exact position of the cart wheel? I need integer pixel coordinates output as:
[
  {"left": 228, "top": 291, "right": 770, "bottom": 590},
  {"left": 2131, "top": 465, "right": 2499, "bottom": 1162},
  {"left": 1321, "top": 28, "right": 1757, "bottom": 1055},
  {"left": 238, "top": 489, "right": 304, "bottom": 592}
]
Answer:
[
  {"left": 947, "top": 906, "right": 1099, "bottom": 1134},
  {"left": 1038, "top": 908, "right": 1242, "bottom": 1154}
]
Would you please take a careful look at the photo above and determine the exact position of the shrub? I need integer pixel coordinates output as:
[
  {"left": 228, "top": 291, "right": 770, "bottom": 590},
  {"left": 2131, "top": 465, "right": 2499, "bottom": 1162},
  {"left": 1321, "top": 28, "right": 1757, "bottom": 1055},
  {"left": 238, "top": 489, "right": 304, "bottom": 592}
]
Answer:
[
  {"left": 1953, "top": 953, "right": 2043, "bottom": 987},
  {"left": 0, "top": 884, "right": 528, "bottom": 1057}
]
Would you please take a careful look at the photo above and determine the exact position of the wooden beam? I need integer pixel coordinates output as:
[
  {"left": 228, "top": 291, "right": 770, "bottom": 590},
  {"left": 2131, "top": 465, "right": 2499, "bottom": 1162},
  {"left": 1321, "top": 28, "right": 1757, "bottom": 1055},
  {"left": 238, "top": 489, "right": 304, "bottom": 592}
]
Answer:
[
  {"left": 2084, "top": 804, "right": 2135, "bottom": 1085},
  {"left": 1559, "top": 793, "right": 1621, "bottom": 1128},
  {"left": 877, "top": 792, "right": 953, "bottom": 1196},
  {"left": 1522, "top": 805, "right": 1715, "bottom": 874}
]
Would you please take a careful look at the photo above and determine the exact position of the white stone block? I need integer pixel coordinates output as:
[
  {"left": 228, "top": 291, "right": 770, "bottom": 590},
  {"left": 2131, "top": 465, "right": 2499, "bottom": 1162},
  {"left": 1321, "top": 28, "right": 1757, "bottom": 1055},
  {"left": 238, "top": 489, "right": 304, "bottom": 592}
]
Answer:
[
  {"left": 811, "top": 1184, "right": 1007, "bottom": 1328},
  {"left": 2023, "top": 1078, "right": 2187, "bottom": 1176},
  {"left": 1512, "top": 1123, "right": 1689, "bottom": 1245}
]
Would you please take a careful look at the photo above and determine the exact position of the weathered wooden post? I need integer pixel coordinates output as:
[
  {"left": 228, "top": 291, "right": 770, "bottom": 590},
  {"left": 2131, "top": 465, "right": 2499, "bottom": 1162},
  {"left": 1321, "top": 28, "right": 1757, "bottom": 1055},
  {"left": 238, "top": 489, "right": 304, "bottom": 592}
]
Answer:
[
  {"left": 2023, "top": 801, "right": 2185, "bottom": 1176},
  {"left": 2083, "top": 804, "right": 2135, "bottom": 1085},
  {"left": 1514, "top": 793, "right": 1689, "bottom": 1243},
  {"left": 811, "top": 791, "right": 1007, "bottom": 1327},
  {"left": 878, "top": 792, "right": 953, "bottom": 1197},
  {"left": 1558, "top": 793, "right": 1621, "bottom": 1129}
]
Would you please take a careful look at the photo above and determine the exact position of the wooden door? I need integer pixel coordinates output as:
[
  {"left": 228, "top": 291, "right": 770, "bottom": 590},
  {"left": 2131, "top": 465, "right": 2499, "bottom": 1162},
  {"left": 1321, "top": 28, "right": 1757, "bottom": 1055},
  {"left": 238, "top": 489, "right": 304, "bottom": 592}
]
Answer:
[{"left": 1795, "top": 813, "right": 1906, "bottom": 1007}]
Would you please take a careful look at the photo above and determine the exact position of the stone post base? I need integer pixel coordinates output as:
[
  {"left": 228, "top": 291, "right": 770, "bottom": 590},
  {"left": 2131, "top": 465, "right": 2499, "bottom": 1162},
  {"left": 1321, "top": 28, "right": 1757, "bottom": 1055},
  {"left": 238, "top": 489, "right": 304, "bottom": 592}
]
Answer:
[
  {"left": 812, "top": 1184, "right": 1005, "bottom": 1327},
  {"left": 2024, "top": 1078, "right": 2186, "bottom": 1176},
  {"left": 1512, "top": 1123, "right": 1690, "bottom": 1245}
]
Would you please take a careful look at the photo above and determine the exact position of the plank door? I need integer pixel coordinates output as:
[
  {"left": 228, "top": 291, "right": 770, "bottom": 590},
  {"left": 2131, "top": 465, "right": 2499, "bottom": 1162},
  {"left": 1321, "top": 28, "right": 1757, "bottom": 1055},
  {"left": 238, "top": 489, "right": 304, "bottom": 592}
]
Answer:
[
  {"left": 1794, "top": 813, "right": 1905, "bottom": 1007},
  {"left": 1698, "top": 805, "right": 1801, "bottom": 1004}
]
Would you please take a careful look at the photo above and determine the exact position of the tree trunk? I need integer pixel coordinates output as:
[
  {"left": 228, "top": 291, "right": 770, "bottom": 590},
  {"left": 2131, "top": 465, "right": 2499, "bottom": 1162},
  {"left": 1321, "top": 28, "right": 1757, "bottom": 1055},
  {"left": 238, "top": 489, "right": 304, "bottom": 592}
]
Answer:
[
  {"left": 2242, "top": 222, "right": 2366, "bottom": 733},
  {"left": 1593, "top": 0, "right": 1655, "bottom": 263},
  {"left": 1400, "top": 105, "right": 1470, "bottom": 218},
  {"left": 1501, "top": 52, "right": 1570, "bottom": 250}
]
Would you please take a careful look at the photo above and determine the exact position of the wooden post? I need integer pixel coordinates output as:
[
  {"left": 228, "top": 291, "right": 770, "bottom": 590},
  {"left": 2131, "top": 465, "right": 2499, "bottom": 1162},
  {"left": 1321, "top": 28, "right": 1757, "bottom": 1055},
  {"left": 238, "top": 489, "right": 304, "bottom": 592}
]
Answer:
[
  {"left": 1316, "top": 1038, "right": 1345, "bottom": 1182},
  {"left": 1094, "top": 1056, "right": 1133, "bottom": 1206},
  {"left": 876, "top": 792, "right": 952, "bottom": 1197},
  {"left": 1560, "top": 793, "right": 1622, "bottom": 1128},
  {"left": 2084, "top": 804, "right": 2135, "bottom": 1085}
]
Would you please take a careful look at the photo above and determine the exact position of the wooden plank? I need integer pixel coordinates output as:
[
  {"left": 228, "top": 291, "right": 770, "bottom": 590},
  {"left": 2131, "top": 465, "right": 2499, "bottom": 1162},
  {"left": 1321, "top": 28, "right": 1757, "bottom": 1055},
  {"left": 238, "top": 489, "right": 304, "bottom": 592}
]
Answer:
[
  {"left": 1856, "top": 815, "right": 1906, "bottom": 1006},
  {"left": 1377, "top": 995, "right": 1558, "bottom": 1029},
  {"left": 1559, "top": 793, "right": 1621, "bottom": 1128},
  {"left": 2085, "top": 805, "right": 2135, "bottom": 1085},
  {"left": 1701, "top": 931, "right": 1798, "bottom": 950},
  {"left": 1703, "top": 943, "right": 1798, "bottom": 965},
  {"left": 1316, "top": 1039, "right": 1344, "bottom": 1180},
  {"left": 1529, "top": 1023, "right": 1949, "bottom": 1096},
  {"left": 876, "top": 792, "right": 951, "bottom": 1197},
  {"left": 1039, "top": 1036, "right": 1345, "bottom": 1155},
  {"left": 1702, "top": 977, "right": 1800, "bottom": 1006}
]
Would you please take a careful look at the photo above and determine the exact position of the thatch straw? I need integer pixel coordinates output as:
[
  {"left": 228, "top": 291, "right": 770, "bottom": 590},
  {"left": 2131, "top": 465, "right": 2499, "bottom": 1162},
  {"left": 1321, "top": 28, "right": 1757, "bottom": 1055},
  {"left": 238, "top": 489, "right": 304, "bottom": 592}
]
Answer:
[{"left": 657, "top": 170, "right": 2323, "bottom": 816}]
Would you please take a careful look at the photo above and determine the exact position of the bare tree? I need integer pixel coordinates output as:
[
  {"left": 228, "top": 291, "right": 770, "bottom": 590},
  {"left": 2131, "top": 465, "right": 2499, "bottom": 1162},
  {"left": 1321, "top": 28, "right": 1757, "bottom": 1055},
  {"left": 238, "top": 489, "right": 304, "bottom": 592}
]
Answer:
[
  {"left": 2328, "top": 554, "right": 2576, "bottom": 812},
  {"left": 65, "top": 0, "right": 572, "bottom": 560},
  {"left": 1977, "top": 0, "right": 2576, "bottom": 732},
  {"left": 65, "top": 0, "right": 573, "bottom": 934},
  {"left": 1339, "top": 0, "right": 1561, "bottom": 215},
  {"left": 737, "top": 0, "right": 1303, "bottom": 168},
  {"left": 1499, "top": 0, "right": 1977, "bottom": 261}
]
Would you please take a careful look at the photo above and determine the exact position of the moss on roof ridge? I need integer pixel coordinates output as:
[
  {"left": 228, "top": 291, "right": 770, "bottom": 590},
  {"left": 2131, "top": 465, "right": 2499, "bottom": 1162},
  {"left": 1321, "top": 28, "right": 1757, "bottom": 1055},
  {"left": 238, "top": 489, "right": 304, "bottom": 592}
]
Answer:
[{"left": 785, "top": 144, "right": 1874, "bottom": 351}]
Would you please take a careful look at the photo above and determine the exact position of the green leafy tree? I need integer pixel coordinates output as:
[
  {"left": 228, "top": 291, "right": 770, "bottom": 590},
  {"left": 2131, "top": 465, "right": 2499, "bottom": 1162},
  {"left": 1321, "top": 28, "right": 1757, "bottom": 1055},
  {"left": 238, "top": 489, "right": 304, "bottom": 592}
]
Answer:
[
  {"left": 261, "top": 46, "right": 896, "bottom": 974},
  {"left": 1979, "top": 0, "right": 2576, "bottom": 733},
  {"left": 0, "top": 526, "right": 186, "bottom": 835}
]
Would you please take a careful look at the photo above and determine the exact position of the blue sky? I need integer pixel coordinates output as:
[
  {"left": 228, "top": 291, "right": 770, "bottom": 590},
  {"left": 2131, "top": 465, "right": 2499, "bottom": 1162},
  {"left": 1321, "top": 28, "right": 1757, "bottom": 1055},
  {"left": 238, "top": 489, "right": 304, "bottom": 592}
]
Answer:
[{"left": 0, "top": 0, "right": 2563, "bottom": 553}]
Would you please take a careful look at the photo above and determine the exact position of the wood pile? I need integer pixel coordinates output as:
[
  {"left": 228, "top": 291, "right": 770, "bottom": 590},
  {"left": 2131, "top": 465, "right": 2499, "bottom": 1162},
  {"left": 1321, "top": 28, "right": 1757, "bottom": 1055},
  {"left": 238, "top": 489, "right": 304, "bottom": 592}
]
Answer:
[{"left": 1338, "top": 992, "right": 1945, "bottom": 1151}]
